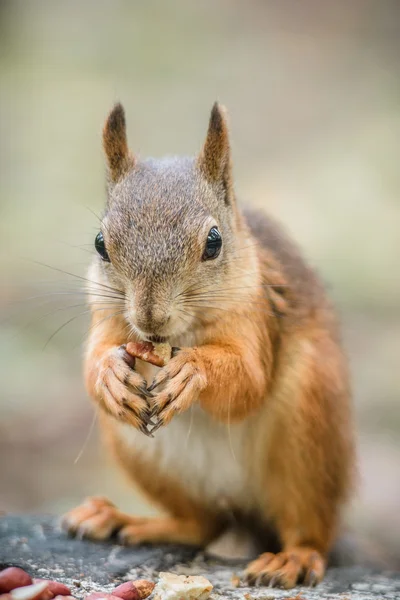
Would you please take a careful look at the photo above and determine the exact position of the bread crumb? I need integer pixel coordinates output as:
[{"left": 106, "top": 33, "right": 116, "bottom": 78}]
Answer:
[
  {"left": 153, "top": 343, "right": 172, "bottom": 365},
  {"left": 153, "top": 573, "right": 212, "bottom": 600}
]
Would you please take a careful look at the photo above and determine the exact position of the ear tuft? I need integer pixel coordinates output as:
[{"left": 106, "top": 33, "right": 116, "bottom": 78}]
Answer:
[
  {"left": 198, "top": 102, "right": 233, "bottom": 202},
  {"left": 102, "top": 103, "right": 135, "bottom": 183},
  {"left": 209, "top": 101, "right": 226, "bottom": 137}
]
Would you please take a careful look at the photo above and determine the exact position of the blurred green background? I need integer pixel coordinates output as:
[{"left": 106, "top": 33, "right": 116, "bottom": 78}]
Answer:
[{"left": 1, "top": 0, "right": 399, "bottom": 558}]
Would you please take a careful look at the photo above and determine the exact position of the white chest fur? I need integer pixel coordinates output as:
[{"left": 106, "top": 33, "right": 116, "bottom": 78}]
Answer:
[{"left": 117, "top": 405, "right": 255, "bottom": 510}]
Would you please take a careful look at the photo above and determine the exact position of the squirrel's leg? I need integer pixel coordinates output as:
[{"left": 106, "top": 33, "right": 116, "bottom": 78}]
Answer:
[
  {"left": 61, "top": 497, "right": 216, "bottom": 545},
  {"left": 245, "top": 337, "right": 354, "bottom": 588},
  {"left": 62, "top": 417, "right": 223, "bottom": 546}
]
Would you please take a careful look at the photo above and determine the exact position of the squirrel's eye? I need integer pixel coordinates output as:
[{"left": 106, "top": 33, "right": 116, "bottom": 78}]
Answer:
[
  {"left": 95, "top": 232, "right": 110, "bottom": 262},
  {"left": 202, "top": 227, "right": 222, "bottom": 261}
]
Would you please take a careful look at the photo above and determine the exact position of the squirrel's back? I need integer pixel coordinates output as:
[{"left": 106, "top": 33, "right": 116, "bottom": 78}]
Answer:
[{"left": 243, "top": 206, "right": 339, "bottom": 338}]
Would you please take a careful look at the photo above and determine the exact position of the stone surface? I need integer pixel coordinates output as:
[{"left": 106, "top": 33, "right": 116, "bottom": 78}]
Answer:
[{"left": 1, "top": 516, "right": 399, "bottom": 600}]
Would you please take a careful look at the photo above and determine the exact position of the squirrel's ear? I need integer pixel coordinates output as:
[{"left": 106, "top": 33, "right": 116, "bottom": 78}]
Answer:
[
  {"left": 102, "top": 103, "right": 135, "bottom": 183},
  {"left": 198, "top": 102, "right": 233, "bottom": 203}
]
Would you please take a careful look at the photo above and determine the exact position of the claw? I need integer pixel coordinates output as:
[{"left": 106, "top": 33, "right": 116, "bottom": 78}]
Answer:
[
  {"left": 151, "top": 393, "right": 173, "bottom": 418},
  {"left": 268, "top": 576, "right": 279, "bottom": 588},
  {"left": 308, "top": 570, "right": 318, "bottom": 587},
  {"left": 147, "top": 379, "right": 159, "bottom": 393},
  {"left": 149, "top": 420, "right": 164, "bottom": 434},
  {"left": 137, "top": 385, "right": 154, "bottom": 398},
  {"left": 121, "top": 348, "right": 136, "bottom": 369},
  {"left": 138, "top": 423, "right": 154, "bottom": 438},
  {"left": 141, "top": 410, "right": 156, "bottom": 427},
  {"left": 75, "top": 526, "right": 86, "bottom": 541},
  {"left": 147, "top": 369, "right": 170, "bottom": 392}
]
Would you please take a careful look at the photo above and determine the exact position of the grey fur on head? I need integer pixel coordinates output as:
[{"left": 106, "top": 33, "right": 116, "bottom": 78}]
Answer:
[{"left": 94, "top": 103, "right": 243, "bottom": 341}]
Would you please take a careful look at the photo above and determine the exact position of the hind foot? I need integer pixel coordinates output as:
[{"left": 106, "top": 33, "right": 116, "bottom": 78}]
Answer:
[
  {"left": 61, "top": 496, "right": 212, "bottom": 546},
  {"left": 61, "top": 496, "right": 148, "bottom": 542},
  {"left": 245, "top": 547, "right": 326, "bottom": 589}
]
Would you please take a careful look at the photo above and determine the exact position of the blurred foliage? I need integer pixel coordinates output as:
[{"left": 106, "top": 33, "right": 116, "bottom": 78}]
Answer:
[{"left": 0, "top": 0, "right": 399, "bottom": 556}]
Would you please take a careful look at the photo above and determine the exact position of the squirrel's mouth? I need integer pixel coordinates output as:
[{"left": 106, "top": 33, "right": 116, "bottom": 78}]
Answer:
[{"left": 147, "top": 335, "right": 168, "bottom": 344}]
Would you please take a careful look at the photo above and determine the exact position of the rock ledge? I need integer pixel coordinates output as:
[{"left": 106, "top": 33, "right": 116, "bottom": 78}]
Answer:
[{"left": 1, "top": 516, "right": 399, "bottom": 600}]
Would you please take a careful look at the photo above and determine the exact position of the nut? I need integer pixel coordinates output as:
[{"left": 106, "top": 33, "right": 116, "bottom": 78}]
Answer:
[
  {"left": 131, "top": 581, "right": 155, "bottom": 600},
  {"left": 85, "top": 594, "right": 122, "bottom": 600},
  {"left": 111, "top": 583, "right": 139, "bottom": 600},
  {"left": 33, "top": 582, "right": 71, "bottom": 598},
  {"left": 0, "top": 569, "right": 33, "bottom": 593},
  {"left": 11, "top": 582, "right": 49, "bottom": 600},
  {"left": 112, "top": 581, "right": 155, "bottom": 600},
  {"left": 126, "top": 342, "right": 171, "bottom": 368}
]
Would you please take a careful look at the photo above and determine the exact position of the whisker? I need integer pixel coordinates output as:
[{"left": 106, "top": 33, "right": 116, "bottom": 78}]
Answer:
[
  {"left": 74, "top": 409, "right": 98, "bottom": 465},
  {"left": 227, "top": 393, "right": 238, "bottom": 465},
  {"left": 176, "top": 307, "right": 203, "bottom": 325},
  {"left": 2, "top": 292, "right": 125, "bottom": 327},
  {"left": 184, "top": 405, "right": 195, "bottom": 451},
  {"left": 182, "top": 294, "right": 273, "bottom": 307},
  {"left": 24, "top": 259, "right": 125, "bottom": 295},
  {"left": 71, "top": 309, "right": 129, "bottom": 351},
  {"left": 43, "top": 305, "right": 125, "bottom": 350},
  {"left": 175, "top": 313, "right": 191, "bottom": 330},
  {"left": 43, "top": 310, "right": 93, "bottom": 349},
  {"left": 0, "top": 292, "right": 124, "bottom": 331},
  {"left": 19, "top": 301, "right": 123, "bottom": 337},
  {"left": 178, "top": 278, "right": 288, "bottom": 300},
  {"left": 82, "top": 309, "right": 127, "bottom": 340},
  {"left": 85, "top": 206, "right": 110, "bottom": 234},
  {"left": 180, "top": 298, "right": 277, "bottom": 313},
  {"left": 57, "top": 241, "right": 95, "bottom": 256},
  {"left": 179, "top": 301, "right": 278, "bottom": 320},
  {"left": 232, "top": 240, "right": 261, "bottom": 253},
  {"left": 11, "top": 289, "right": 124, "bottom": 303},
  {"left": 23, "top": 289, "right": 123, "bottom": 299}
]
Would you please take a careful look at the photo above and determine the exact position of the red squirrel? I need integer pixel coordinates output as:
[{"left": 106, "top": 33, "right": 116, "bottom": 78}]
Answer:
[{"left": 62, "top": 102, "right": 355, "bottom": 588}]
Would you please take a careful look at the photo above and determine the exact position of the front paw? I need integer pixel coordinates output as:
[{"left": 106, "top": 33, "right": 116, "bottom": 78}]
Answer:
[
  {"left": 95, "top": 345, "right": 154, "bottom": 435},
  {"left": 148, "top": 348, "right": 207, "bottom": 431}
]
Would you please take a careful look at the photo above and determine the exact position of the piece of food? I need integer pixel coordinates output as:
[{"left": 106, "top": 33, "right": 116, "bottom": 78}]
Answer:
[
  {"left": 85, "top": 594, "right": 122, "bottom": 600},
  {"left": 0, "top": 570, "right": 33, "bottom": 594},
  {"left": 11, "top": 582, "right": 49, "bottom": 600},
  {"left": 33, "top": 582, "right": 71, "bottom": 598},
  {"left": 111, "top": 583, "right": 139, "bottom": 600},
  {"left": 112, "top": 581, "right": 154, "bottom": 600},
  {"left": 153, "top": 573, "right": 213, "bottom": 600},
  {"left": 131, "top": 581, "right": 155, "bottom": 600},
  {"left": 126, "top": 341, "right": 172, "bottom": 368}
]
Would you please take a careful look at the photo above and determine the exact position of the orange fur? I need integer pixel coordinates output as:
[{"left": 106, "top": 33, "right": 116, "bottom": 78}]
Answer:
[
  {"left": 70, "top": 247, "right": 354, "bottom": 588},
  {"left": 62, "top": 496, "right": 216, "bottom": 546}
]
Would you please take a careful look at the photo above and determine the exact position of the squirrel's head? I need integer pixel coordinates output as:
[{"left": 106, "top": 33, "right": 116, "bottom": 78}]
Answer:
[{"left": 91, "top": 102, "right": 251, "bottom": 343}]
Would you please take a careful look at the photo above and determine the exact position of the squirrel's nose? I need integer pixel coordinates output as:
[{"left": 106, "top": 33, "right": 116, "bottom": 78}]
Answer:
[{"left": 134, "top": 309, "right": 170, "bottom": 337}]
